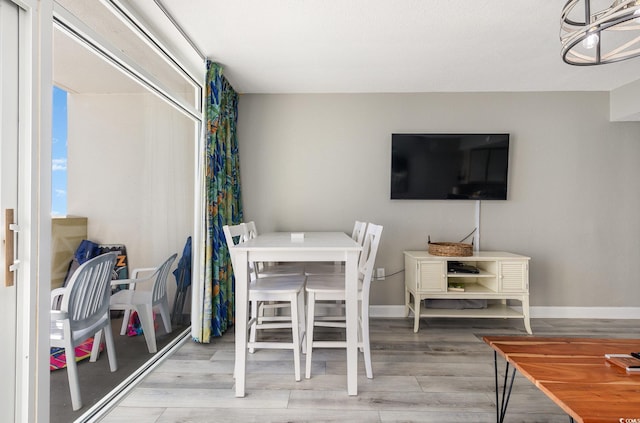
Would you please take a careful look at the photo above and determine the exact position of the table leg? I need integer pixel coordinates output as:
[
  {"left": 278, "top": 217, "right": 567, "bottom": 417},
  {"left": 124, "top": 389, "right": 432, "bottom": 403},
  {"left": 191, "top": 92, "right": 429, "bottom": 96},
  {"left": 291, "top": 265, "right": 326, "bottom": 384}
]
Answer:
[
  {"left": 345, "top": 250, "right": 359, "bottom": 396},
  {"left": 234, "top": 250, "right": 249, "bottom": 397},
  {"left": 493, "top": 351, "right": 517, "bottom": 423}
]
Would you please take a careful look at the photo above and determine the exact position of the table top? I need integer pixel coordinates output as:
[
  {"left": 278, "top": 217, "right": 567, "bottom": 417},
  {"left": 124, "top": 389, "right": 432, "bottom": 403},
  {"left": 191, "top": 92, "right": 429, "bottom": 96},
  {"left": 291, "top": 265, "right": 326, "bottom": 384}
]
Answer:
[
  {"left": 483, "top": 336, "right": 640, "bottom": 423},
  {"left": 234, "top": 231, "right": 361, "bottom": 251}
]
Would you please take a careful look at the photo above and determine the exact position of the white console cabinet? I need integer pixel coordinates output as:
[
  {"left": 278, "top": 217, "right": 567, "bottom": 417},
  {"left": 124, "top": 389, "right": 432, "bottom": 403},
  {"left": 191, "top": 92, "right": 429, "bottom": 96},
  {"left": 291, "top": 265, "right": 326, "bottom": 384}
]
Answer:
[{"left": 404, "top": 251, "right": 531, "bottom": 334}]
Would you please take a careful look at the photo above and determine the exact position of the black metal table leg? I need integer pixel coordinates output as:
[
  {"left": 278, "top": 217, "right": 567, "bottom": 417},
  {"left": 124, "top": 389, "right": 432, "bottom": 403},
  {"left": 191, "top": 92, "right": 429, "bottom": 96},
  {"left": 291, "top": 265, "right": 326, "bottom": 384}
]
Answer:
[
  {"left": 492, "top": 351, "right": 578, "bottom": 423},
  {"left": 493, "top": 351, "right": 517, "bottom": 423}
]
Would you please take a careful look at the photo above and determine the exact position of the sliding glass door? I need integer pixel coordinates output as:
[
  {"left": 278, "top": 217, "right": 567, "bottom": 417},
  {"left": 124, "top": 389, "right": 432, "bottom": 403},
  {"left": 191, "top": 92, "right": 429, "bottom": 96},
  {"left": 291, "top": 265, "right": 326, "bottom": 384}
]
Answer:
[{"left": 50, "top": 0, "right": 202, "bottom": 417}]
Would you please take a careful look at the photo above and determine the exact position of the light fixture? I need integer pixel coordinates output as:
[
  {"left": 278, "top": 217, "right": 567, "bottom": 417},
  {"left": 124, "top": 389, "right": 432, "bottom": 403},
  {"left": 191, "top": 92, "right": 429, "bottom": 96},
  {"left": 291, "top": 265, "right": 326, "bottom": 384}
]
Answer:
[{"left": 561, "top": 0, "right": 640, "bottom": 65}]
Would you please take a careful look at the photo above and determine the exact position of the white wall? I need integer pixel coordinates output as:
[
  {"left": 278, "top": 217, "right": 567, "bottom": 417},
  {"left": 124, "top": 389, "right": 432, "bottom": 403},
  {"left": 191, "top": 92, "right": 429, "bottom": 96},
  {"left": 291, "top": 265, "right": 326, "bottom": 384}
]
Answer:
[
  {"left": 611, "top": 79, "right": 640, "bottom": 121},
  {"left": 67, "top": 92, "right": 194, "bottom": 303},
  {"left": 238, "top": 92, "right": 640, "bottom": 308}
]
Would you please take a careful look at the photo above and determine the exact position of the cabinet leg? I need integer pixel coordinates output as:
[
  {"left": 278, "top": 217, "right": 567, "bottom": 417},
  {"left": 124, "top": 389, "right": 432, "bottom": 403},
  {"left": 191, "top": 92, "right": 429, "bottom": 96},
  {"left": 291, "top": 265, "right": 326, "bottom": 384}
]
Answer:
[
  {"left": 413, "top": 294, "right": 421, "bottom": 333},
  {"left": 522, "top": 296, "right": 532, "bottom": 334},
  {"left": 404, "top": 288, "right": 410, "bottom": 318}
]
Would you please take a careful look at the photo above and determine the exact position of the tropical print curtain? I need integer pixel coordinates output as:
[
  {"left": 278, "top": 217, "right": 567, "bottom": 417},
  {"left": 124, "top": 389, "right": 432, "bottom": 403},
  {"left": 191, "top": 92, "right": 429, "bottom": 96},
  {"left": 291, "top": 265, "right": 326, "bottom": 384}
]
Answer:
[{"left": 195, "top": 61, "right": 242, "bottom": 343}]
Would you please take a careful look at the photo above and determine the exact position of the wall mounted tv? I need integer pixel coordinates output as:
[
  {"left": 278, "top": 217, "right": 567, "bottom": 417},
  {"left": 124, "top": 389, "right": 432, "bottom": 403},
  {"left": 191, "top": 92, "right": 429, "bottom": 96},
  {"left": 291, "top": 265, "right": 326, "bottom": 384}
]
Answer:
[{"left": 391, "top": 133, "right": 510, "bottom": 200}]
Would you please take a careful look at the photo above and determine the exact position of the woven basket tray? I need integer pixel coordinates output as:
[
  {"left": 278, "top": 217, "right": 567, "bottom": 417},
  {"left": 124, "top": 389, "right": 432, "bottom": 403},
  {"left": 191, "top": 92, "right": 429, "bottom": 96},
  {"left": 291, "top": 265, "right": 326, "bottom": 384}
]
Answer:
[{"left": 427, "top": 241, "right": 473, "bottom": 257}]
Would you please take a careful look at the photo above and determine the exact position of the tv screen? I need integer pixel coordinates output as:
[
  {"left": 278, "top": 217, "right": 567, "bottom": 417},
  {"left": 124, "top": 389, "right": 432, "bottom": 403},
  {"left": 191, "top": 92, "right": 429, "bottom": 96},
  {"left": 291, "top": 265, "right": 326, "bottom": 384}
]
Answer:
[{"left": 391, "top": 133, "right": 509, "bottom": 200}]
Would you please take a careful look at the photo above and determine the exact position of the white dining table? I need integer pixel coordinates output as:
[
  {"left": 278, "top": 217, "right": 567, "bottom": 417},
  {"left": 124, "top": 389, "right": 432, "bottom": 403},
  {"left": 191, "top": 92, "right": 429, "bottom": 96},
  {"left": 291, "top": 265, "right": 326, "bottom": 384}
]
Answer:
[{"left": 232, "top": 231, "right": 362, "bottom": 397}]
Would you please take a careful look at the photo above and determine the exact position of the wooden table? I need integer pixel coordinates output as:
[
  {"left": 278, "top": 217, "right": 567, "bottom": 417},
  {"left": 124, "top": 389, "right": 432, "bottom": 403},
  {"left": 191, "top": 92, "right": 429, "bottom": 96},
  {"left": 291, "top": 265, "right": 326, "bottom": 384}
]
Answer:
[
  {"left": 483, "top": 336, "right": 640, "bottom": 423},
  {"left": 233, "top": 232, "right": 361, "bottom": 397}
]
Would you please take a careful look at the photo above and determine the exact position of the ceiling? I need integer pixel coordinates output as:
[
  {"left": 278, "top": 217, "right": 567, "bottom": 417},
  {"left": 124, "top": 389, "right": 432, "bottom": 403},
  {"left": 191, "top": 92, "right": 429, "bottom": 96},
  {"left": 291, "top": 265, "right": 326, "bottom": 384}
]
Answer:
[
  {"left": 54, "top": 1, "right": 640, "bottom": 95},
  {"left": 152, "top": 0, "right": 640, "bottom": 94}
]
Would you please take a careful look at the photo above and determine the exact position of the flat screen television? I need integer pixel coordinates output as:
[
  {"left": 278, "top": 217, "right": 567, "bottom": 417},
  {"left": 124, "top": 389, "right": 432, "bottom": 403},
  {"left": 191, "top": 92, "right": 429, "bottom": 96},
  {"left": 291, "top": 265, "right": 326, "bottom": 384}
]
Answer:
[{"left": 391, "top": 133, "right": 509, "bottom": 200}]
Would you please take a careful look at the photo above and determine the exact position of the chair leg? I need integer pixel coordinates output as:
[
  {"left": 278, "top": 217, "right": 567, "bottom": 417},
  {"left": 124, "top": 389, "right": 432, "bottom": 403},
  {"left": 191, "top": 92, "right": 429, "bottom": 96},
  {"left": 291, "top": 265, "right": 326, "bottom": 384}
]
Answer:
[
  {"left": 90, "top": 330, "right": 102, "bottom": 362},
  {"left": 305, "top": 292, "right": 316, "bottom": 379},
  {"left": 297, "top": 289, "right": 306, "bottom": 354},
  {"left": 157, "top": 300, "right": 172, "bottom": 334},
  {"left": 65, "top": 341, "right": 82, "bottom": 411},
  {"left": 291, "top": 293, "right": 301, "bottom": 382},
  {"left": 137, "top": 305, "right": 158, "bottom": 353},
  {"left": 361, "top": 304, "right": 373, "bottom": 379},
  {"left": 120, "top": 309, "right": 131, "bottom": 336},
  {"left": 249, "top": 300, "right": 258, "bottom": 353},
  {"left": 103, "top": 325, "right": 118, "bottom": 372}
]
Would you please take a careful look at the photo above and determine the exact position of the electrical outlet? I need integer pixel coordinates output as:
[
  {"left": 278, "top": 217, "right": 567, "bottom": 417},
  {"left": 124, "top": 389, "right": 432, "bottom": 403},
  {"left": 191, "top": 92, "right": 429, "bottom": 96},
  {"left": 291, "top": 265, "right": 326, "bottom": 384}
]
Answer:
[{"left": 376, "top": 268, "right": 385, "bottom": 280}]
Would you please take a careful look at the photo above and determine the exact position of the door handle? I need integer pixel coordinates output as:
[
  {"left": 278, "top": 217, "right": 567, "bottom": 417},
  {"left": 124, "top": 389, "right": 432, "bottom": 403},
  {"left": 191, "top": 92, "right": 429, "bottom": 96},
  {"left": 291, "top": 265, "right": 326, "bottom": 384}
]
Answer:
[{"left": 4, "top": 209, "right": 15, "bottom": 287}]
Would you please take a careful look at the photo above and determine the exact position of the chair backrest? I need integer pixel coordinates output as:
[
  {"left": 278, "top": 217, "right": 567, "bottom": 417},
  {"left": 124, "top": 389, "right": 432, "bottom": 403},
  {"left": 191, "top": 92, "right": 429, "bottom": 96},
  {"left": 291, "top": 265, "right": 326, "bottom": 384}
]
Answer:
[
  {"left": 352, "top": 221, "right": 367, "bottom": 246},
  {"left": 151, "top": 253, "right": 178, "bottom": 305},
  {"left": 222, "top": 223, "right": 249, "bottom": 272},
  {"left": 245, "top": 221, "right": 258, "bottom": 240},
  {"left": 60, "top": 252, "right": 118, "bottom": 332},
  {"left": 357, "top": 223, "right": 383, "bottom": 302},
  {"left": 244, "top": 221, "right": 269, "bottom": 276}
]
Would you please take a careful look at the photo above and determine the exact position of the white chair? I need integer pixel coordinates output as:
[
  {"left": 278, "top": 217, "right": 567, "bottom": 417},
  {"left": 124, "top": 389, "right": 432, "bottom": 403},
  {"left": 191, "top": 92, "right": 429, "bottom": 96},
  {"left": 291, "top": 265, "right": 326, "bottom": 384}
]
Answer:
[
  {"left": 245, "top": 220, "right": 305, "bottom": 324},
  {"left": 304, "top": 223, "right": 383, "bottom": 379},
  {"left": 108, "top": 253, "right": 177, "bottom": 353},
  {"left": 304, "top": 220, "right": 367, "bottom": 318},
  {"left": 304, "top": 220, "right": 367, "bottom": 275},
  {"left": 223, "top": 223, "right": 307, "bottom": 381},
  {"left": 245, "top": 221, "right": 305, "bottom": 277},
  {"left": 50, "top": 252, "right": 119, "bottom": 411}
]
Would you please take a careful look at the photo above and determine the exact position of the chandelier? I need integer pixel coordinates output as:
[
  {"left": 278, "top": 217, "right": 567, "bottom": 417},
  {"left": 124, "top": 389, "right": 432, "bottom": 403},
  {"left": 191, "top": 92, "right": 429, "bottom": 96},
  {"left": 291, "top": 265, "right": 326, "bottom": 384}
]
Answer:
[{"left": 561, "top": 0, "right": 640, "bottom": 65}]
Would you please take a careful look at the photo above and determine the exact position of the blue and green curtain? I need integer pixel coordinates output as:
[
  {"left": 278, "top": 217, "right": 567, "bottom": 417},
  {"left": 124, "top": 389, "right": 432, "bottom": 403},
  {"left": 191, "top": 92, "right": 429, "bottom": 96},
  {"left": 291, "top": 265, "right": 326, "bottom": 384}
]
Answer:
[{"left": 195, "top": 61, "right": 242, "bottom": 343}]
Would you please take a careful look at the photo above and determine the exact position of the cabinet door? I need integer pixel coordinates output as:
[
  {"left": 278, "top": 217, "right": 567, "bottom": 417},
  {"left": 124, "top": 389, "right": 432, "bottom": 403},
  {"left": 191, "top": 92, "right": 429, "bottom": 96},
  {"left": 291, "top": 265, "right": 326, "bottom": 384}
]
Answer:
[
  {"left": 499, "top": 261, "right": 528, "bottom": 292},
  {"left": 419, "top": 261, "right": 446, "bottom": 292}
]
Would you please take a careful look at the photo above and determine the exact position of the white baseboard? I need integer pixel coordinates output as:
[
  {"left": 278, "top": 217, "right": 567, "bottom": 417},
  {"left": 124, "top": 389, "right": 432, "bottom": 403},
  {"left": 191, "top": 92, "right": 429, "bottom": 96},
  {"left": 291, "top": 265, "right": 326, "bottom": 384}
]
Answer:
[
  {"left": 527, "top": 306, "right": 640, "bottom": 319},
  {"left": 370, "top": 305, "right": 640, "bottom": 319}
]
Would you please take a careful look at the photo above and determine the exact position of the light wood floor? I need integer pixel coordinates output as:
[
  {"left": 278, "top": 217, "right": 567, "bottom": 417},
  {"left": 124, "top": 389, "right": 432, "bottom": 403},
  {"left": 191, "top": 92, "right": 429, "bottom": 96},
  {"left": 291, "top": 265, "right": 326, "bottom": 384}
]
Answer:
[{"left": 100, "top": 317, "right": 640, "bottom": 423}]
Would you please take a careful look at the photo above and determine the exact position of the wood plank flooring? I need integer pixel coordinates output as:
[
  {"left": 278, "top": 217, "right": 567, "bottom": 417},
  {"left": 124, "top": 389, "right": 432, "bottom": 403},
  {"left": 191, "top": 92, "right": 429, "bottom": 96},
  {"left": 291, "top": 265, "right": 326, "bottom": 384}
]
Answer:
[{"left": 100, "top": 317, "right": 640, "bottom": 423}]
